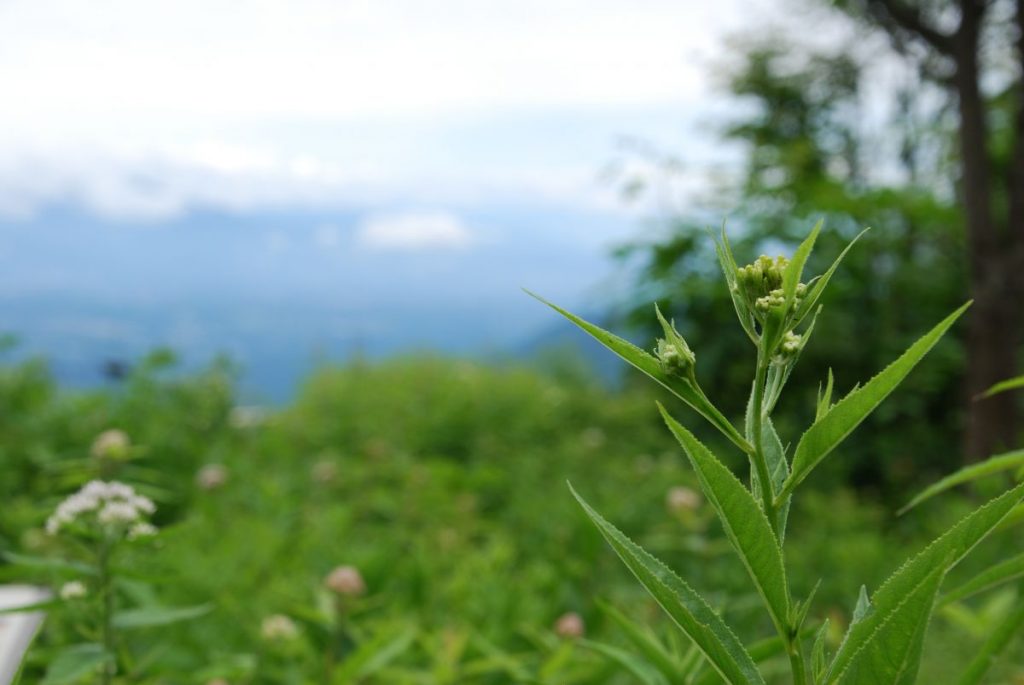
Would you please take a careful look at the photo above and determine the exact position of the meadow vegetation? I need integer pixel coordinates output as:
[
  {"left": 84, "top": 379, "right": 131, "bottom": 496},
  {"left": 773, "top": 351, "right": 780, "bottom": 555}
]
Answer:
[{"left": 1, "top": 259, "right": 1021, "bottom": 683}]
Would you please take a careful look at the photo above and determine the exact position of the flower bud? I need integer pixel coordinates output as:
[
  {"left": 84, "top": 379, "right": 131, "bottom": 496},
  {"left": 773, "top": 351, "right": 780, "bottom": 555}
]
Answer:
[
  {"left": 60, "top": 580, "right": 87, "bottom": 600},
  {"left": 554, "top": 612, "right": 585, "bottom": 639},
  {"left": 91, "top": 429, "right": 130, "bottom": 461},
  {"left": 324, "top": 565, "right": 366, "bottom": 597},
  {"left": 666, "top": 486, "right": 702, "bottom": 514},
  {"left": 261, "top": 614, "right": 299, "bottom": 642},
  {"left": 310, "top": 458, "right": 338, "bottom": 485},
  {"left": 196, "top": 464, "right": 229, "bottom": 491},
  {"left": 654, "top": 306, "right": 696, "bottom": 377}
]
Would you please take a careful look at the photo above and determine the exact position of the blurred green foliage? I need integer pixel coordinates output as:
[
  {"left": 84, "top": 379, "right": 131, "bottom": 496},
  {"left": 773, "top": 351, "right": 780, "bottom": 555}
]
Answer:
[
  {"left": 615, "top": 45, "right": 972, "bottom": 499},
  {"left": 1, "top": 351, "right": 1020, "bottom": 682}
]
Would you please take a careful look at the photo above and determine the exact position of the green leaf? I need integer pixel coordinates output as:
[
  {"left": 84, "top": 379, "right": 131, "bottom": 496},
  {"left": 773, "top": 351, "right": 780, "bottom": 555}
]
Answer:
[
  {"left": 982, "top": 374, "right": 1024, "bottom": 398},
  {"left": 112, "top": 604, "right": 211, "bottom": 629},
  {"left": 825, "top": 482, "right": 1024, "bottom": 682},
  {"left": 851, "top": 586, "right": 871, "bottom": 624},
  {"left": 956, "top": 590, "right": 1024, "bottom": 685},
  {"left": 691, "top": 631, "right": 812, "bottom": 685},
  {"left": 899, "top": 449, "right": 1024, "bottom": 514},
  {"left": 836, "top": 564, "right": 946, "bottom": 685},
  {"left": 526, "top": 290, "right": 751, "bottom": 454},
  {"left": 42, "top": 644, "right": 112, "bottom": 685},
  {"left": 811, "top": 619, "right": 830, "bottom": 682},
  {"left": 816, "top": 369, "right": 834, "bottom": 421},
  {"left": 597, "top": 600, "right": 687, "bottom": 683},
  {"left": 334, "top": 627, "right": 416, "bottom": 681},
  {"left": 780, "top": 301, "right": 971, "bottom": 500},
  {"left": 793, "top": 228, "right": 869, "bottom": 327},
  {"left": 941, "top": 551, "right": 1024, "bottom": 605},
  {"left": 2, "top": 552, "right": 96, "bottom": 576},
  {"left": 579, "top": 640, "right": 669, "bottom": 685},
  {"left": 660, "top": 406, "right": 790, "bottom": 636},
  {"left": 782, "top": 219, "right": 821, "bottom": 311},
  {"left": 569, "top": 483, "right": 764, "bottom": 685},
  {"left": 713, "top": 226, "right": 758, "bottom": 344}
]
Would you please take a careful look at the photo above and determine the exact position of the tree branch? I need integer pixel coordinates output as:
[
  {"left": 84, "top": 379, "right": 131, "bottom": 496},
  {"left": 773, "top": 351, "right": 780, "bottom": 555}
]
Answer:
[{"left": 861, "top": 0, "right": 955, "bottom": 55}]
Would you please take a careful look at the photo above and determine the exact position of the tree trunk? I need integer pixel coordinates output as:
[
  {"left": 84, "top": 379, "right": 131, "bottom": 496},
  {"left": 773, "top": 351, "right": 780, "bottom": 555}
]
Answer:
[{"left": 956, "top": 0, "right": 1021, "bottom": 461}]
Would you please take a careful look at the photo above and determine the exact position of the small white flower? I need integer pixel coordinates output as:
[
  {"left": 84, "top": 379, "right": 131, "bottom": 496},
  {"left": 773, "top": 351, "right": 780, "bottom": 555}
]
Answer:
[
  {"left": 60, "top": 581, "right": 87, "bottom": 600},
  {"left": 90, "top": 429, "right": 130, "bottom": 459},
  {"left": 127, "top": 522, "right": 158, "bottom": 540},
  {"left": 196, "top": 464, "right": 229, "bottom": 491},
  {"left": 261, "top": 614, "right": 299, "bottom": 642},
  {"left": 98, "top": 501, "right": 140, "bottom": 525},
  {"left": 46, "top": 480, "right": 157, "bottom": 537},
  {"left": 666, "top": 486, "right": 702, "bottom": 514}
]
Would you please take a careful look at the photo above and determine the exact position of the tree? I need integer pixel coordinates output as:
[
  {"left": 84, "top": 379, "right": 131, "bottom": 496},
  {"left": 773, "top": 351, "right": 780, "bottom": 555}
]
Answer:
[
  {"left": 830, "top": 0, "right": 1024, "bottom": 460},
  {"left": 614, "top": 44, "right": 972, "bottom": 493}
]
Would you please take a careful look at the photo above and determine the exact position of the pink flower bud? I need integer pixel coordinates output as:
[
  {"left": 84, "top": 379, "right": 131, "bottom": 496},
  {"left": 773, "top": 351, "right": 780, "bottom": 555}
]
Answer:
[
  {"left": 324, "top": 565, "right": 366, "bottom": 597},
  {"left": 554, "top": 612, "right": 585, "bottom": 639}
]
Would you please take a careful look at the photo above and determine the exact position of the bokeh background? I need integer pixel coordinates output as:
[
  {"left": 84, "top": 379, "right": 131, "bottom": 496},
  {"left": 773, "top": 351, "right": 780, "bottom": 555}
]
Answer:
[{"left": 2, "top": 0, "right": 1022, "bottom": 683}]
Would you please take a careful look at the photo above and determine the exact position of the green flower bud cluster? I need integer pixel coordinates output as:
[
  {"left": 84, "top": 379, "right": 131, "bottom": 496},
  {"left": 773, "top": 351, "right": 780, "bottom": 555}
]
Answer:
[
  {"left": 654, "top": 306, "right": 696, "bottom": 378},
  {"left": 772, "top": 331, "right": 803, "bottom": 364},
  {"left": 656, "top": 338, "right": 696, "bottom": 375},
  {"left": 737, "top": 255, "right": 807, "bottom": 319}
]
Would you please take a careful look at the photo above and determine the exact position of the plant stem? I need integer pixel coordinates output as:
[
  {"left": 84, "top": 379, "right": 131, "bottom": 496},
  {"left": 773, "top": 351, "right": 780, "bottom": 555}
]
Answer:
[
  {"left": 750, "top": 354, "right": 779, "bottom": 537},
  {"left": 98, "top": 543, "right": 115, "bottom": 685},
  {"left": 754, "top": 350, "right": 809, "bottom": 685},
  {"left": 788, "top": 639, "right": 809, "bottom": 685}
]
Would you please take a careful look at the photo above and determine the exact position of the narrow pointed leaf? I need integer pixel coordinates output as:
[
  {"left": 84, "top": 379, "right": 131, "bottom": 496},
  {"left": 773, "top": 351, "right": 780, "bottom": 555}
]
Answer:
[
  {"left": 816, "top": 369, "right": 834, "bottom": 421},
  {"left": 713, "top": 228, "right": 758, "bottom": 343},
  {"left": 527, "top": 291, "right": 750, "bottom": 453},
  {"left": 793, "top": 228, "right": 868, "bottom": 326},
  {"left": 598, "top": 601, "right": 687, "bottom": 683},
  {"left": 899, "top": 449, "right": 1024, "bottom": 514},
  {"left": 956, "top": 591, "right": 1024, "bottom": 685},
  {"left": 812, "top": 619, "right": 830, "bottom": 682},
  {"left": 852, "top": 586, "right": 871, "bottom": 624},
  {"left": 836, "top": 564, "right": 945, "bottom": 684},
  {"left": 780, "top": 302, "right": 971, "bottom": 500},
  {"left": 982, "top": 374, "right": 1024, "bottom": 398},
  {"left": 660, "top": 406, "right": 790, "bottom": 635},
  {"left": 783, "top": 219, "right": 821, "bottom": 307},
  {"left": 579, "top": 640, "right": 669, "bottom": 685},
  {"left": 941, "top": 551, "right": 1024, "bottom": 605},
  {"left": 570, "top": 483, "right": 764, "bottom": 685},
  {"left": 826, "top": 482, "right": 1024, "bottom": 682},
  {"left": 692, "top": 631, "right": 814, "bottom": 685}
]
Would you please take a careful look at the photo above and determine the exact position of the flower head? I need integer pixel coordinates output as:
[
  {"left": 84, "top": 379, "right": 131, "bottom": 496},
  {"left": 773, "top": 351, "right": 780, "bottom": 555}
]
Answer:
[
  {"left": 196, "top": 464, "right": 229, "bottom": 491},
  {"left": 261, "top": 614, "right": 299, "bottom": 642},
  {"left": 90, "top": 429, "right": 131, "bottom": 460},
  {"left": 46, "top": 480, "right": 157, "bottom": 538},
  {"left": 666, "top": 486, "right": 702, "bottom": 514},
  {"left": 324, "top": 565, "right": 366, "bottom": 597},
  {"left": 60, "top": 580, "right": 87, "bottom": 600},
  {"left": 554, "top": 612, "right": 585, "bottom": 639}
]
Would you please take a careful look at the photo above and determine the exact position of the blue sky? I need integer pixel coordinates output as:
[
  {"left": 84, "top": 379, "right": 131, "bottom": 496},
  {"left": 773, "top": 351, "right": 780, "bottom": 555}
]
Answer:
[{"left": 0, "top": 0, "right": 794, "bottom": 398}]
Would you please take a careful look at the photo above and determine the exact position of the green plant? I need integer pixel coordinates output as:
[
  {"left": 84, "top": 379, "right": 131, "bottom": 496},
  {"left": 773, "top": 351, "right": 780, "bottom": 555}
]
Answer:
[
  {"left": 5, "top": 480, "right": 208, "bottom": 684},
  {"left": 531, "top": 222, "right": 1024, "bottom": 683}
]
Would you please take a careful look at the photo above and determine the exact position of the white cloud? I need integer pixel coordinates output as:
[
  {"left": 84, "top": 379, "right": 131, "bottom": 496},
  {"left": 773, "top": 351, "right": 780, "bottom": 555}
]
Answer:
[
  {"left": 0, "top": 0, "right": 779, "bottom": 219},
  {"left": 355, "top": 212, "right": 474, "bottom": 250}
]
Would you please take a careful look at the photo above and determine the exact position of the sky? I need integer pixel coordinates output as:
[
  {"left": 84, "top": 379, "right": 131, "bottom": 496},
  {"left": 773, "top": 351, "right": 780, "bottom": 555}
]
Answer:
[{"left": 0, "top": 0, "right": 791, "bottom": 399}]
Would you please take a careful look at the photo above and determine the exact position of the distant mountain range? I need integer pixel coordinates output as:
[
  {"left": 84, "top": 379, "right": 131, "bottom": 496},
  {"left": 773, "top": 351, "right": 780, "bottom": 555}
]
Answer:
[{"left": 0, "top": 204, "right": 642, "bottom": 401}]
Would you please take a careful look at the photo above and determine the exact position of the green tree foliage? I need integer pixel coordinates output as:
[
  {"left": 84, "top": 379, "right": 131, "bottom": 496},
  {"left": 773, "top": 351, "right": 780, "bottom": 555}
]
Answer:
[{"left": 615, "top": 45, "right": 969, "bottom": 495}]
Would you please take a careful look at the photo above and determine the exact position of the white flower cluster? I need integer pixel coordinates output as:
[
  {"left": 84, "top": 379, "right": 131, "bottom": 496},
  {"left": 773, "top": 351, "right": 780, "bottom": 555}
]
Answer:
[{"left": 46, "top": 480, "right": 157, "bottom": 538}]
